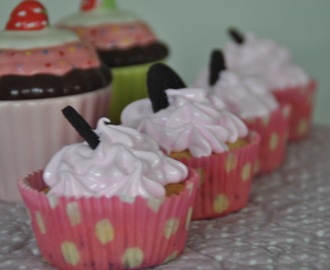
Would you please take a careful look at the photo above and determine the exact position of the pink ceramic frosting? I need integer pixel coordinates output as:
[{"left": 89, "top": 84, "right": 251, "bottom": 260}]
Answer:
[
  {"left": 121, "top": 89, "right": 248, "bottom": 158},
  {"left": 60, "top": 8, "right": 157, "bottom": 50},
  {"left": 43, "top": 118, "right": 188, "bottom": 198},
  {"left": 224, "top": 33, "right": 310, "bottom": 89},
  {"left": 194, "top": 68, "right": 279, "bottom": 119},
  {"left": 63, "top": 21, "right": 156, "bottom": 50},
  {"left": 0, "top": 28, "right": 101, "bottom": 76}
]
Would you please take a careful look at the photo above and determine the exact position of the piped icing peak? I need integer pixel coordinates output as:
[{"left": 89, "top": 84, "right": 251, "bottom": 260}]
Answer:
[
  {"left": 6, "top": 0, "right": 49, "bottom": 31},
  {"left": 81, "top": 0, "right": 117, "bottom": 12},
  {"left": 224, "top": 31, "right": 309, "bottom": 89},
  {"left": 212, "top": 71, "right": 279, "bottom": 119},
  {"left": 43, "top": 117, "right": 188, "bottom": 198}
]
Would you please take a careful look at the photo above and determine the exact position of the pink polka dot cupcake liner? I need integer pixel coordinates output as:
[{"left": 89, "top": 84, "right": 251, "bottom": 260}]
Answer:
[
  {"left": 272, "top": 80, "right": 317, "bottom": 142},
  {"left": 243, "top": 103, "right": 291, "bottom": 175},
  {"left": 18, "top": 169, "right": 199, "bottom": 270},
  {"left": 171, "top": 132, "right": 260, "bottom": 221}
]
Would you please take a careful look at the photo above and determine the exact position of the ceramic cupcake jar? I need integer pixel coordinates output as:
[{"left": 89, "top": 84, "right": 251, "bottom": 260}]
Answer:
[
  {"left": 18, "top": 106, "right": 199, "bottom": 270},
  {"left": 0, "top": 0, "right": 112, "bottom": 202},
  {"left": 224, "top": 28, "right": 317, "bottom": 141},
  {"left": 194, "top": 50, "right": 291, "bottom": 174},
  {"left": 121, "top": 64, "right": 260, "bottom": 220},
  {"left": 60, "top": 0, "right": 169, "bottom": 123}
]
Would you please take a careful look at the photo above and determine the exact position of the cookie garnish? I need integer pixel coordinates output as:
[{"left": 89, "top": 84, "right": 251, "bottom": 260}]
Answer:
[
  {"left": 6, "top": 0, "right": 49, "bottom": 31},
  {"left": 147, "top": 63, "right": 186, "bottom": 113},
  {"left": 228, "top": 27, "right": 245, "bottom": 45},
  {"left": 209, "top": 49, "right": 226, "bottom": 86},
  {"left": 62, "top": 106, "right": 100, "bottom": 149}
]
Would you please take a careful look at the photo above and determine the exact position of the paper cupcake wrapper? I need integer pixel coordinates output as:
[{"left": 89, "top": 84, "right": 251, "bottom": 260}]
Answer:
[
  {"left": 243, "top": 103, "right": 291, "bottom": 174},
  {"left": 18, "top": 169, "right": 199, "bottom": 270},
  {"left": 0, "top": 86, "right": 111, "bottom": 202},
  {"left": 171, "top": 132, "right": 260, "bottom": 221},
  {"left": 272, "top": 80, "right": 317, "bottom": 142},
  {"left": 109, "top": 60, "right": 166, "bottom": 124}
]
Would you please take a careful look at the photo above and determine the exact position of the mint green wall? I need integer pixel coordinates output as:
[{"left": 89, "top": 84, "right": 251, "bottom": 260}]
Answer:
[{"left": 1, "top": 0, "right": 329, "bottom": 125}]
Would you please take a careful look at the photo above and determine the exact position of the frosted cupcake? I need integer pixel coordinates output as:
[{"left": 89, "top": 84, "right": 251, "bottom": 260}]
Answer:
[
  {"left": 224, "top": 28, "right": 317, "bottom": 141},
  {"left": 194, "top": 50, "right": 291, "bottom": 174},
  {"left": 121, "top": 63, "right": 260, "bottom": 220},
  {"left": 18, "top": 106, "right": 199, "bottom": 270},
  {"left": 60, "top": 0, "right": 169, "bottom": 123},
  {"left": 0, "top": 0, "right": 112, "bottom": 202}
]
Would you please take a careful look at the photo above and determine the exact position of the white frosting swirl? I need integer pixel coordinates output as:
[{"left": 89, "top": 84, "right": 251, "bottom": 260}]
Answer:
[
  {"left": 43, "top": 118, "right": 188, "bottom": 198},
  {"left": 121, "top": 89, "right": 248, "bottom": 158},
  {"left": 224, "top": 32, "right": 309, "bottom": 89},
  {"left": 194, "top": 68, "right": 279, "bottom": 119},
  {"left": 0, "top": 27, "right": 79, "bottom": 50},
  {"left": 60, "top": 9, "right": 139, "bottom": 27}
]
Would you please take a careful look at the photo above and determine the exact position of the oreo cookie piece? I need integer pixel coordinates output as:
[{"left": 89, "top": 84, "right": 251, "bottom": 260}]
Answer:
[
  {"left": 62, "top": 105, "right": 100, "bottom": 150},
  {"left": 147, "top": 63, "right": 186, "bottom": 113},
  {"left": 228, "top": 27, "right": 245, "bottom": 45},
  {"left": 209, "top": 49, "right": 226, "bottom": 86}
]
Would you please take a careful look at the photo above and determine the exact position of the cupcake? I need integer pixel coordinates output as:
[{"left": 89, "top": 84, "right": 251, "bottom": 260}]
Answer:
[
  {"left": 0, "top": 0, "right": 112, "bottom": 202},
  {"left": 224, "top": 28, "right": 317, "bottom": 141},
  {"left": 60, "top": 0, "right": 169, "bottom": 124},
  {"left": 18, "top": 106, "right": 199, "bottom": 270},
  {"left": 194, "top": 50, "right": 291, "bottom": 174},
  {"left": 121, "top": 63, "right": 260, "bottom": 220}
]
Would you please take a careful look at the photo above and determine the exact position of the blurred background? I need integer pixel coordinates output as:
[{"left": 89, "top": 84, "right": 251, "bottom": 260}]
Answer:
[{"left": 1, "top": 0, "right": 329, "bottom": 125}]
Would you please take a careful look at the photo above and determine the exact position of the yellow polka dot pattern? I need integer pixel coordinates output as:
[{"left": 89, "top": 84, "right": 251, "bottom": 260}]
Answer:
[
  {"left": 269, "top": 132, "right": 279, "bottom": 151},
  {"left": 185, "top": 207, "right": 193, "bottom": 230},
  {"left": 122, "top": 247, "right": 144, "bottom": 268},
  {"left": 163, "top": 251, "right": 178, "bottom": 263},
  {"left": 35, "top": 211, "right": 46, "bottom": 235},
  {"left": 213, "top": 194, "right": 229, "bottom": 214},
  {"left": 66, "top": 202, "right": 81, "bottom": 226},
  {"left": 262, "top": 115, "right": 270, "bottom": 126},
  {"left": 254, "top": 159, "right": 261, "bottom": 174},
  {"left": 147, "top": 197, "right": 165, "bottom": 213},
  {"left": 95, "top": 219, "right": 115, "bottom": 245},
  {"left": 241, "top": 163, "right": 252, "bottom": 182},
  {"left": 225, "top": 153, "right": 237, "bottom": 173},
  {"left": 47, "top": 196, "right": 58, "bottom": 209},
  {"left": 187, "top": 182, "right": 194, "bottom": 197},
  {"left": 283, "top": 106, "right": 291, "bottom": 119},
  {"left": 164, "top": 219, "right": 180, "bottom": 239},
  {"left": 61, "top": 242, "right": 80, "bottom": 266},
  {"left": 297, "top": 119, "right": 308, "bottom": 136}
]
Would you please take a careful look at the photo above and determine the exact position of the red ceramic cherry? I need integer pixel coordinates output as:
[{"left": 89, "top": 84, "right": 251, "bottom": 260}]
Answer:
[
  {"left": 6, "top": 0, "right": 49, "bottom": 31},
  {"left": 81, "top": 0, "right": 98, "bottom": 11}
]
